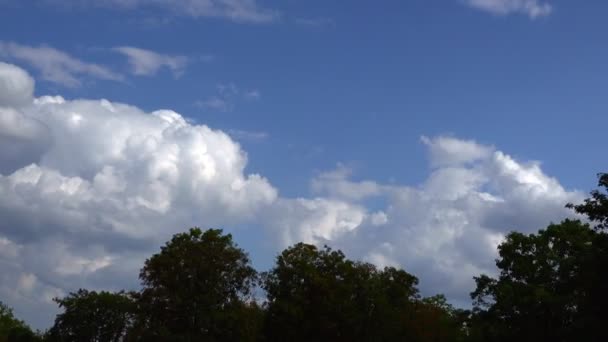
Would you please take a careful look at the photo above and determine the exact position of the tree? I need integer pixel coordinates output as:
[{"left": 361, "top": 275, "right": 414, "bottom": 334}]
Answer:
[
  {"left": 262, "top": 243, "right": 424, "bottom": 341},
  {"left": 470, "top": 219, "right": 596, "bottom": 341},
  {"left": 414, "top": 295, "right": 469, "bottom": 342},
  {"left": 132, "top": 228, "right": 258, "bottom": 341},
  {"left": 566, "top": 172, "right": 608, "bottom": 340},
  {"left": 0, "top": 301, "right": 39, "bottom": 342},
  {"left": 46, "top": 289, "right": 134, "bottom": 342},
  {"left": 567, "top": 173, "right": 608, "bottom": 230}
]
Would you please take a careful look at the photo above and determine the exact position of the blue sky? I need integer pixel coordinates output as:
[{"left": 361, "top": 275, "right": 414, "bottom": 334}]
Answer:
[{"left": 0, "top": 0, "right": 607, "bottom": 329}]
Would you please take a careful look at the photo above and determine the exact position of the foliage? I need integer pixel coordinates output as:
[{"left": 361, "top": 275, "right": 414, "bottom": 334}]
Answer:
[
  {"left": 262, "top": 243, "right": 465, "bottom": 341},
  {"left": 567, "top": 173, "right": 608, "bottom": 230},
  {"left": 45, "top": 289, "right": 134, "bottom": 342},
  {"left": 0, "top": 301, "right": 40, "bottom": 342},
  {"left": 470, "top": 219, "right": 596, "bottom": 341},
  {"left": 131, "top": 228, "right": 258, "bottom": 341}
]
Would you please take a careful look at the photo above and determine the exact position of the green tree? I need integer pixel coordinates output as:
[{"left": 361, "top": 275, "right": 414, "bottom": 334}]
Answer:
[
  {"left": 132, "top": 228, "right": 258, "bottom": 341},
  {"left": 46, "top": 289, "right": 134, "bottom": 342},
  {"left": 470, "top": 219, "right": 596, "bottom": 341},
  {"left": 414, "top": 295, "right": 469, "bottom": 341},
  {"left": 0, "top": 301, "right": 40, "bottom": 342},
  {"left": 566, "top": 172, "right": 608, "bottom": 340},
  {"left": 567, "top": 173, "right": 608, "bottom": 230},
  {"left": 262, "top": 243, "right": 424, "bottom": 341}
]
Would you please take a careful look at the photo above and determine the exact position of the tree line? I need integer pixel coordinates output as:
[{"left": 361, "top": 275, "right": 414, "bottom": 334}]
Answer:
[{"left": 2, "top": 173, "right": 608, "bottom": 341}]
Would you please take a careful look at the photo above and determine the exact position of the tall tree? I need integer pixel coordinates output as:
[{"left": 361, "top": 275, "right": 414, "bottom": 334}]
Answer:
[
  {"left": 262, "top": 243, "right": 425, "bottom": 341},
  {"left": 132, "top": 228, "right": 258, "bottom": 341},
  {"left": 470, "top": 219, "right": 596, "bottom": 341},
  {"left": 46, "top": 289, "right": 134, "bottom": 342},
  {"left": 566, "top": 172, "right": 608, "bottom": 340}
]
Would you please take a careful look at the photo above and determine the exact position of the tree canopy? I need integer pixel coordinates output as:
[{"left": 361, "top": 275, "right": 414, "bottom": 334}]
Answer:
[
  {"left": 132, "top": 228, "right": 259, "bottom": 341},
  {"left": 45, "top": 290, "right": 134, "bottom": 342}
]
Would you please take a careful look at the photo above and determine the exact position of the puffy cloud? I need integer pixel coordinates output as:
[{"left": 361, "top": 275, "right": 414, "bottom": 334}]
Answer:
[
  {"left": 0, "top": 62, "right": 34, "bottom": 107},
  {"left": 421, "top": 135, "right": 493, "bottom": 168},
  {"left": 464, "top": 0, "right": 552, "bottom": 18},
  {"left": 0, "top": 63, "right": 277, "bottom": 327},
  {"left": 263, "top": 198, "right": 368, "bottom": 247},
  {"left": 313, "top": 140, "right": 583, "bottom": 302},
  {"left": 113, "top": 46, "right": 189, "bottom": 77},
  {"left": 311, "top": 165, "right": 384, "bottom": 201},
  {"left": 0, "top": 63, "right": 49, "bottom": 174},
  {"left": 0, "top": 63, "right": 584, "bottom": 328},
  {"left": 0, "top": 42, "right": 123, "bottom": 88}
]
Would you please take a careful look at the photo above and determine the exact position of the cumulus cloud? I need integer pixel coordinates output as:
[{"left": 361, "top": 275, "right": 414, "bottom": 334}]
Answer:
[
  {"left": 311, "top": 165, "right": 384, "bottom": 201},
  {"left": 0, "top": 63, "right": 584, "bottom": 328},
  {"left": 46, "top": 0, "right": 279, "bottom": 23},
  {"left": 0, "top": 62, "right": 34, "bottom": 107},
  {"left": 307, "top": 140, "right": 583, "bottom": 302},
  {"left": 0, "top": 42, "right": 123, "bottom": 87},
  {"left": 0, "top": 63, "right": 277, "bottom": 327},
  {"left": 464, "top": 0, "right": 552, "bottom": 18},
  {"left": 113, "top": 46, "right": 189, "bottom": 77}
]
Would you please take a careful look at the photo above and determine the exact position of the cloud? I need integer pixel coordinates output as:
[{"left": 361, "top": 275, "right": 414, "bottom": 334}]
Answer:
[
  {"left": 421, "top": 135, "right": 493, "bottom": 168},
  {"left": 46, "top": 0, "right": 280, "bottom": 23},
  {"left": 113, "top": 46, "right": 189, "bottom": 77},
  {"left": 302, "top": 139, "right": 583, "bottom": 303},
  {"left": 463, "top": 0, "right": 552, "bottom": 18},
  {"left": 311, "top": 165, "right": 384, "bottom": 202},
  {"left": 0, "top": 63, "right": 584, "bottom": 328},
  {"left": 0, "top": 42, "right": 123, "bottom": 88},
  {"left": 0, "top": 62, "right": 34, "bottom": 107}
]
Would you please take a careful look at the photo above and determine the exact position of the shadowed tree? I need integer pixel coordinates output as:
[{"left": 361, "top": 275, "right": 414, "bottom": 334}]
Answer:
[
  {"left": 470, "top": 219, "right": 596, "bottom": 341},
  {"left": 565, "top": 172, "right": 608, "bottom": 340},
  {"left": 45, "top": 289, "right": 134, "bottom": 342},
  {"left": 262, "top": 243, "right": 462, "bottom": 341},
  {"left": 131, "top": 228, "right": 259, "bottom": 341}
]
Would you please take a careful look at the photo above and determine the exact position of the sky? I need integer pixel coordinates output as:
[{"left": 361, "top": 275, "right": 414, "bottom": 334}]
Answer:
[{"left": 0, "top": 0, "right": 607, "bottom": 329}]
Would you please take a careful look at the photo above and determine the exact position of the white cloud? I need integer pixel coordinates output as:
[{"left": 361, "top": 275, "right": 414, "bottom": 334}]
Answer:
[
  {"left": 0, "top": 62, "right": 34, "bottom": 107},
  {"left": 47, "top": 0, "right": 279, "bottom": 23},
  {"left": 0, "top": 63, "right": 277, "bottom": 327},
  {"left": 304, "top": 138, "right": 583, "bottom": 301},
  {"left": 311, "top": 165, "right": 384, "bottom": 201},
  {"left": 464, "top": 0, "right": 552, "bottom": 18},
  {"left": 113, "top": 46, "right": 189, "bottom": 77},
  {"left": 0, "top": 42, "right": 123, "bottom": 87},
  {"left": 0, "top": 63, "right": 584, "bottom": 329},
  {"left": 421, "top": 135, "right": 493, "bottom": 168}
]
